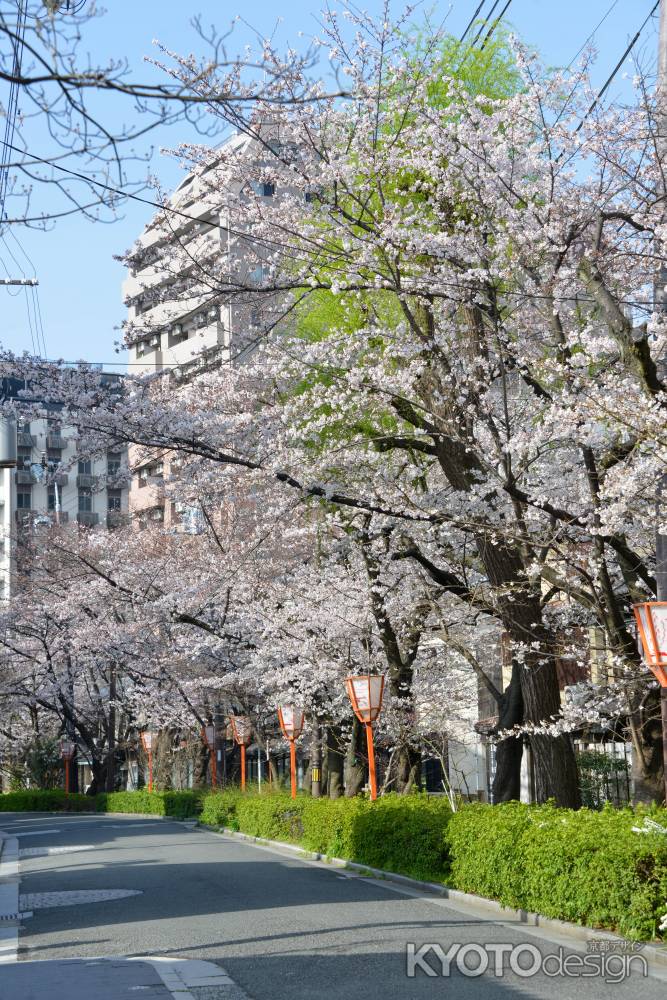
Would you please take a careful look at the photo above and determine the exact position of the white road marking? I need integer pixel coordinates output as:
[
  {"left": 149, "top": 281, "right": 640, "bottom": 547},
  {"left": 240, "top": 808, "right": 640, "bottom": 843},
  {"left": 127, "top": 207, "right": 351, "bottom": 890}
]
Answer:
[
  {"left": 20, "top": 889, "right": 142, "bottom": 909},
  {"left": 13, "top": 828, "right": 60, "bottom": 838},
  {"left": 19, "top": 844, "right": 95, "bottom": 858}
]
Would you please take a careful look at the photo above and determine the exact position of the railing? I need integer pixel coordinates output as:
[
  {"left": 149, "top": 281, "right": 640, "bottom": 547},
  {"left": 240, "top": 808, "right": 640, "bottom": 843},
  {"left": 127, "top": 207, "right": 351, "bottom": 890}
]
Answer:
[
  {"left": 76, "top": 473, "right": 97, "bottom": 488},
  {"left": 17, "top": 432, "right": 35, "bottom": 447},
  {"left": 15, "top": 469, "right": 36, "bottom": 484},
  {"left": 46, "top": 434, "right": 66, "bottom": 450},
  {"left": 107, "top": 511, "right": 129, "bottom": 529},
  {"left": 77, "top": 511, "right": 100, "bottom": 526}
]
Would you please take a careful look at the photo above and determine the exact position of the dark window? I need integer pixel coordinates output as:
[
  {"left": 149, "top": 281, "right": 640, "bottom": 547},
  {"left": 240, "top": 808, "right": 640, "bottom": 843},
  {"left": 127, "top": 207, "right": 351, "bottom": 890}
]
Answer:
[
  {"left": 108, "top": 459, "right": 121, "bottom": 476},
  {"left": 78, "top": 459, "right": 92, "bottom": 475},
  {"left": 78, "top": 490, "right": 92, "bottom": 513},
  {"left": 16, "top": 487, "right": 32, "bottom": 509},
  {"left": 17, "top": 446, "right": 32, "bottom": 469},
  {"left": 107, "top": 490, "right": 122, "bottom": 511},
  {"left": 47, "top": 490, "right": 56, "bottom": 511},
  {"left": 261, "top": 182, "right": 275, "bottom": 197}
]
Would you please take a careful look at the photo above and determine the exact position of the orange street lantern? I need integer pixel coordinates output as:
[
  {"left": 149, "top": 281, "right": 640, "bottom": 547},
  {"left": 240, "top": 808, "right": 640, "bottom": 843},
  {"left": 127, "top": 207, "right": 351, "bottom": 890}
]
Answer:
[
  {"left": 59, "top": 739, "right": 75, "bottom": 796},
  {"left": 278, "top": 706, "right": 305, "bottom": 799},
  {"left": 140, "top": 730, "right": 158, "bottom": 792},
  {"left": 634, "top": 602, "right": 667, "bottom": 687},
  {"left": 201, "top": 724, "right": 218, "bottom": 788},
  {"left": 230, "top": 715, "right": 252, "bottom": 791},
  {"left": 345, "top": 675, "right": 385, "bottom": 801}
]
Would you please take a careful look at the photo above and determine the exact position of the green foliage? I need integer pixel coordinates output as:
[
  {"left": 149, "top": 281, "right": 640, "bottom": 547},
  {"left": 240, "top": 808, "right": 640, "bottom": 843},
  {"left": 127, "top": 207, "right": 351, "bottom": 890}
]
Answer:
[
  {"left": 447, "top": 802, "right": 667, "bottom": 941},
  {"left": 0, "top": 789, "right": 92, "bottom": 812},
  {"left": 97, "top": 790, "right": 203, "bottom": 818},
  {"left": 4, "top": 789, "right": 666, "bottom": 940}
]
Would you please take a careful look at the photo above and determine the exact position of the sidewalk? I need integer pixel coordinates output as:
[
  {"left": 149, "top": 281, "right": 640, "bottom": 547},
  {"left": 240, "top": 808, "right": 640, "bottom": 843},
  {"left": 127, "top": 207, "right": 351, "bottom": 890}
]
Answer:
[{"left": 0, "top": 957, "right": 248, "bottom": 1000}]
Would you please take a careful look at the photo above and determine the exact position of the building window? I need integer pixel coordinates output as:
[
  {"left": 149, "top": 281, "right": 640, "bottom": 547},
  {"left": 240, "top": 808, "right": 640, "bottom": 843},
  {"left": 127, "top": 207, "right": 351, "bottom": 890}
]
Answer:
[
  {"left": 137, "top": 467, "right": 148, "bottom": 488},
  {"left": 107, "top": 490, "right": 122, "bottom": 511},
  {"left": 108, "top": 453, "right": 122, "bottom": 476},
  {"left": 78, "top": 490, "right": 92, "bottom": 513},
  {"left": 78, "top": 459, "right": 92, "bottom": 475},
  {"left": 17, "top": 446, "right": 32, "bottom": 469},
  {"left": 16, "top": 487, "right": 32, "bottom": 509},
  {"left": 47, "top": 449, "right": 61, "bottom": 466},
  {"left": 47, "top": 490, "right": 56, "bottom": 511}
]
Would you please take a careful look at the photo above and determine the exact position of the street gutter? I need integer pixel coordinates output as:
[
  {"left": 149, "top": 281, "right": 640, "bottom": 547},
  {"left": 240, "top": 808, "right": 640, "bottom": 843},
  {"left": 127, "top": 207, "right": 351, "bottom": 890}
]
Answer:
[{"left": 196, "top": 821, "right": 667, "bottom": 976}]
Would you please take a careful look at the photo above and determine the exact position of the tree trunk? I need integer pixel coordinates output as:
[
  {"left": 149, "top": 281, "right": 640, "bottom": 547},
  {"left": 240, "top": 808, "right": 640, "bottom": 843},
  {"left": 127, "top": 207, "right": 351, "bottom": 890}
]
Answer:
[
  {"left": 628, "top": 691, "right": 664, "bottom": 804},
  {"left": 491, "top": 662, "right": 524, "bottom": 803},
  {"left": 345, "top": 717, "right": 366, "bottom": 797},
  {"left": 326, "top": 726, "right": 345, "bottom": 798},
  {"left": 310, "top": 720, "right": 322, "bottom": 798}
]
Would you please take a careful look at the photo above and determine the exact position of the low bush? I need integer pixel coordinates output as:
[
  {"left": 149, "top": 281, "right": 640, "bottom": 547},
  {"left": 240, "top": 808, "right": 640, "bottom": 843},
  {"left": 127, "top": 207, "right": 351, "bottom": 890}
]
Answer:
[
  {"left": 3, "top": 787, "right": 667, "bottom": 940},
  {"left": 0, "top": 788, "right": 92, "bottom": 812},
  {"left": 97, "top": 789, "right": 203, "bottom": 818},
  {"left": 447, "top": 801, "right": 667, "bottom": 941}
]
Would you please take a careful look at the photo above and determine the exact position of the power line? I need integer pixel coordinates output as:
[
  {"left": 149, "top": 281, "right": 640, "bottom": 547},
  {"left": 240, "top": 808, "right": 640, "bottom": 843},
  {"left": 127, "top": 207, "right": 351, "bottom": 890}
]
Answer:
[
  {"left": 574, "top": 1, "right": 660, "bottom": 135},
  {"left": 459, "top": 2, "right": 488, "bottom": 43},
  {"left": 566, "top": 0, "right": 621, "bottom": 71},
  {"left": 479, "top": 0, "right": 513, "bottom": 51}
]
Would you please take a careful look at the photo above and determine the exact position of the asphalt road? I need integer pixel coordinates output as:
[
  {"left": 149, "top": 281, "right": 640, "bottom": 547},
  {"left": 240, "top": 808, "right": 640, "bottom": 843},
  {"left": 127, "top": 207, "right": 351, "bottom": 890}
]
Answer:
[{"left": 0, "top": 811, "right": 665, "bottom": 1000}]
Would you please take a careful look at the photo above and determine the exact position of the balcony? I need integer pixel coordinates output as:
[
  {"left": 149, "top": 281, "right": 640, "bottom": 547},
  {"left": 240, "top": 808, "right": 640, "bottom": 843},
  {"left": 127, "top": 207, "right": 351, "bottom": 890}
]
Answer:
[
  {"left": 15, "top": 469, "right": 36, "bottom": 485},
  {"left": 17, "top": 432, "right": 35, "bottom": 447},
  {"left": 14, "top": 509, "right": 37, "bottom": 524},
  {"left": 52, "top": 471, "right": 69, "bottom": 487},
  {"left": 107, "top": 511, "right": 129, "bottom": 529},
  {"left": 46, "top": 434, "right": 66, "bottom": 450},
  {"left": 77, "top": 511, "right": 99, "bottom": 527},
  {"left": 77, "top": 473, "right": 97, "bottom": 488}
]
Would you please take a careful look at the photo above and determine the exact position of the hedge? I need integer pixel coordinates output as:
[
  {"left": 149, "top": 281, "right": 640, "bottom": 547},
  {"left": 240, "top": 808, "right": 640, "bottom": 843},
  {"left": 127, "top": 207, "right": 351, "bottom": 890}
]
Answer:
[
  {"left": 2, "top": 789, "right": 667, "bottom": 939},
  {"left": 447, "top": 802, "right": 667, "bottom": 941}
]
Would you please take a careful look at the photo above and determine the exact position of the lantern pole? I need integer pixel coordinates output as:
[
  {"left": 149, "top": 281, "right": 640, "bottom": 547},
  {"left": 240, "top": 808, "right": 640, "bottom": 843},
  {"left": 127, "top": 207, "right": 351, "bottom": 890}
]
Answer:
[
  {"left": 64, "top": 757, "right": 71, "bottom": 796},
  {"left": 365, "top": 723, "right": 378, "bottom": 801},
  {"left": 148, "top": 748, "right": 154, "bottom": 793},
  {"left": 241, "top": 743, "right": 246, "bottom": 792},
  {"left": 289, "top": 739, "right": 297, "bottom": 799}
]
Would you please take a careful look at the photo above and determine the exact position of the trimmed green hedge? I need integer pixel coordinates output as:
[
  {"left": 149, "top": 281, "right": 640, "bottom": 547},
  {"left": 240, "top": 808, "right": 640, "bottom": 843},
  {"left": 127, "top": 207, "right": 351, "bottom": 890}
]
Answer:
[
  {"left": 447, "top": 802, "right": 667, "bottom": 941},
  {"left": 2, "top": 789, "right": 667, "bottom": 939},
  {"left": 0, "top": 789, "right": 92, "bottom": 812}
]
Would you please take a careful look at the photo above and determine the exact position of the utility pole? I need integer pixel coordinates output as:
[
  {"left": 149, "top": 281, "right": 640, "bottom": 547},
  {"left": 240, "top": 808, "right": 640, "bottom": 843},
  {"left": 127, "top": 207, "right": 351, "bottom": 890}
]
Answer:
[{"left": 655, "top": 0, "right": 667, "bottom": 803}]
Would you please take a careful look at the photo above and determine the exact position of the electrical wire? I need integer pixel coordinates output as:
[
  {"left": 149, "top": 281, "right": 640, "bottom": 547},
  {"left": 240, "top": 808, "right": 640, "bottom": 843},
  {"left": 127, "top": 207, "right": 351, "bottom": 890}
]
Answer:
[
  {"left": 479, "top": 0, "right": 513, "bottom": 51},
  {"left": 566, "top": 0, "right": 621, "bottom": 72},
  {"left": 573, "top": 1, "right": 660, "bottom": 136},
  {"left": 459, "top": 2, "right": 488, "bottom": 43}
]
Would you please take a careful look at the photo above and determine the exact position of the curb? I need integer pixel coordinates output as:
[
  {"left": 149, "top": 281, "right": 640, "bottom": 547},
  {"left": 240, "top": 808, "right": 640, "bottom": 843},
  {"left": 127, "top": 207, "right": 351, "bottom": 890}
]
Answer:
[
  {"left": 199, "top": 823, "right": 667, "bottom": 974},
  {"left": 0, "top": 829, "right": 20, "bottom": 963}
]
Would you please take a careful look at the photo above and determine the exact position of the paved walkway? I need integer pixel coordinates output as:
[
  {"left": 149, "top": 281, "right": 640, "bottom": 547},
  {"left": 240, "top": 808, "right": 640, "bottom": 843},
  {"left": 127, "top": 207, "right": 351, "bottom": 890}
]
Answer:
[{"left": 0, "top": 957, "right": 247, "bottom": 1000}]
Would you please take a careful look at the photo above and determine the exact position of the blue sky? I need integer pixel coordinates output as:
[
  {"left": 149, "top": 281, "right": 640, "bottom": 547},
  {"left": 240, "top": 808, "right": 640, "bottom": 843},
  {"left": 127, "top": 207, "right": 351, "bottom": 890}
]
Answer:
[{"left": 0, "top": 1, "right": 661, "bottom": 368}]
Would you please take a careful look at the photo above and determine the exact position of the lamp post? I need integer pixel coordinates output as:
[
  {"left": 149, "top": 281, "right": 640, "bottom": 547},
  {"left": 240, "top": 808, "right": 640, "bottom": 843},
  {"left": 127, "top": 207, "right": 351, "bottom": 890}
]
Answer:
[
  {"left": 202, "top": 723, "right": 218, "bottom": 788},
  {"left": 633, "top": 602, "right": 667, "bottom": 803},
  {"left": 140, "top": 730, "right": 157, "bottom": 792},
  {"left": 277, "top": 706, "right": 305, "bottom": 799},
  {"left": 59, "top": 738, "right": 75, "bottom": 795},
  {"left": 230, "top": 715, "right": 252, "bottom": 791},
  {"left": 345, "top": 675, "right": 385, "bottom": 801}
]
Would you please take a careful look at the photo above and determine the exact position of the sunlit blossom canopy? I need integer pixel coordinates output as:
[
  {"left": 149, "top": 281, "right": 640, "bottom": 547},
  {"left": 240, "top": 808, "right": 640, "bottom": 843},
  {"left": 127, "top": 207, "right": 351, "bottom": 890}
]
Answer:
[
  {"left": 633, "top": 603, "right": 667, "bottom": 688},
  {"left": 345, "top": 675, "right": 385, "bottom": 724},
  {"left": 230, "top": 715, "right": 252, "bottom": 745},
  {"left": 278, "top": 706, "right": 305, "bottom": 740}
]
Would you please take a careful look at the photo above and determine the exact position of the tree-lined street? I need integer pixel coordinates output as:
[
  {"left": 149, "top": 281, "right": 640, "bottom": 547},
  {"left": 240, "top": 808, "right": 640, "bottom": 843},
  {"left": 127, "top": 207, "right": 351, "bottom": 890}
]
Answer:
[{"left": 0, "top": 813, "right": 664, "bottom": 999}]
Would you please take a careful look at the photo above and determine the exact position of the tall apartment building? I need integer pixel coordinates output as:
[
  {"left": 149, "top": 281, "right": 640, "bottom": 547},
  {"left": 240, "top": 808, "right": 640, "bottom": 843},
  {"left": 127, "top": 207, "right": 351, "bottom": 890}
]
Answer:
[
  {"left": 0, "top": 376, "right": 129, "bottom": 601},
  {"left": 122, "top": 131, "right": 275, "bottom": 529}
]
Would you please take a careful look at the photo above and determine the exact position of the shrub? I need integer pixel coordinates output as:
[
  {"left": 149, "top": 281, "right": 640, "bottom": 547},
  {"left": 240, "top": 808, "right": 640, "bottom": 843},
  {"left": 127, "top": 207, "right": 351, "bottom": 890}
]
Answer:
[
  {"left": 0, "top": 789, "right": 92, "bottom": 812},
  {"left": 447, "top": 802, "right": 667, "bottom": 940},
  {"left": 97, "top": 790, "right": 202, "bottom": 818}
]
